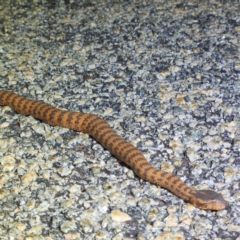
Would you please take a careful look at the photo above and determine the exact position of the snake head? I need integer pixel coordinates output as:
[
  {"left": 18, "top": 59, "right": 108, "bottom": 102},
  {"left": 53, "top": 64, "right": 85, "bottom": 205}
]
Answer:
[{"left": 193, "top": 190, "right": 228, "bottom": 210}]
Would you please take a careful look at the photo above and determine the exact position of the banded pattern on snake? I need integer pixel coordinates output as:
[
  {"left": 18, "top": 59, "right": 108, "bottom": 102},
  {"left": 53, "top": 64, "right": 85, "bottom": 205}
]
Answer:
[{"left": 0, "top": 90, "right": 228, "bottom": 210}]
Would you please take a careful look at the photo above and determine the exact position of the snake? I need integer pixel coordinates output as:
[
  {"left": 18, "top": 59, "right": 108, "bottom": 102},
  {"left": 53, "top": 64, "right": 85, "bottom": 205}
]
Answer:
[{"left": 0, "top": 90, "right": 228, "bottom": 210}]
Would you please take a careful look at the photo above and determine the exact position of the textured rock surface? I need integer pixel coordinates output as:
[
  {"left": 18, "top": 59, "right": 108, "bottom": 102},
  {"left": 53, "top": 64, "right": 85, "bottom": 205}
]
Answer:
[{"left": 0, "top": 0, "right": 239, "bottom": 239}]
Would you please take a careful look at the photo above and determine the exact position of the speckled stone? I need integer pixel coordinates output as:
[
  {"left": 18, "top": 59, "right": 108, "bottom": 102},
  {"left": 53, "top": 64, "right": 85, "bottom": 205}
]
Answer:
[{"left": 0, "top": 0, "right": 239, "bottom": 239}]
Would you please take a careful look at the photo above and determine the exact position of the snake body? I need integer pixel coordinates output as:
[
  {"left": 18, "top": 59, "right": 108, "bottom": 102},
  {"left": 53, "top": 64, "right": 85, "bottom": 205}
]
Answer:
[{"left": 0, "top": 90, "right": 228, "bottom": 210}]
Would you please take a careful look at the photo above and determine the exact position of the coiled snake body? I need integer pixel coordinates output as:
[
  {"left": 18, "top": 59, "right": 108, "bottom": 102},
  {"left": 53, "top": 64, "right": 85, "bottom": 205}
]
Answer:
[{"left": 0, "top": 90, "right": 228, "bottom": 210}]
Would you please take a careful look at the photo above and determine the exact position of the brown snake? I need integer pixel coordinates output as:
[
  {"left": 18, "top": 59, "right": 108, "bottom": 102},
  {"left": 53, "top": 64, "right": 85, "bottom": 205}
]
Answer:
[{"left": 0, "top": 90, "right": 228, "bottom": 210}]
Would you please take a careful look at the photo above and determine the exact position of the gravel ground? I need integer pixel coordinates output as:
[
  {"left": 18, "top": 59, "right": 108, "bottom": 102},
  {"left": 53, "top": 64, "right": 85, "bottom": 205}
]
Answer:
[{"left": 0, "top": 0, "right": 240, "bottom": 239}]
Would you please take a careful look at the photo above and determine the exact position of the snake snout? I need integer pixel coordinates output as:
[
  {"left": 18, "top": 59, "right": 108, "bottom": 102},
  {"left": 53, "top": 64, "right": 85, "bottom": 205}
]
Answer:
[{"left": 194, "top": 190, "right": 228, "bottom": 210}]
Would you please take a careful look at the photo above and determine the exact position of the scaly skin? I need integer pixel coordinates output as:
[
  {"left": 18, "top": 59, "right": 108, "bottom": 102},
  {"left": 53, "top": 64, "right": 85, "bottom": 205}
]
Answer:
[{"left": 0, "top": 90, "right": 228, "bottom": 210}]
